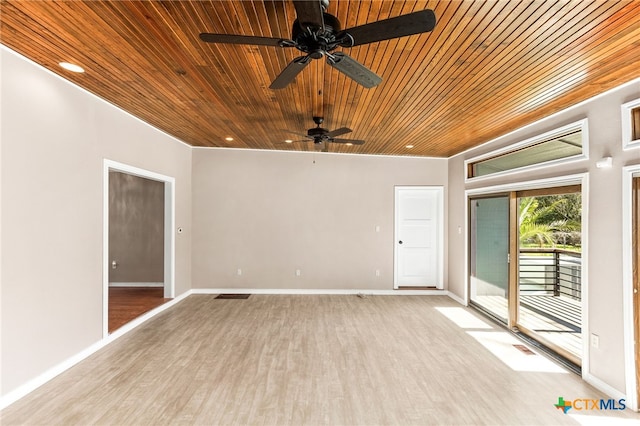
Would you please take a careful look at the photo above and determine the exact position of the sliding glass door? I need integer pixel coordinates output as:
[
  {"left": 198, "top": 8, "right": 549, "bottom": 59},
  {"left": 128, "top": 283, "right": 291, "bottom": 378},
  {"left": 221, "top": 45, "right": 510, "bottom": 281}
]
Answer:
[
  {"left": 469, "top": 186, "right": 583, "bottom": 367},
  {"left": 469, "top": 195, "right": 510, "bottom": 323}
]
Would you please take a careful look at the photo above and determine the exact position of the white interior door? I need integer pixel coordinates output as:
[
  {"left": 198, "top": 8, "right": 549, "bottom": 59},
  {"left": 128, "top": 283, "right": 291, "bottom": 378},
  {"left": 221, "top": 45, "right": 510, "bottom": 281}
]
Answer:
[{"left": 394, "top": 186, "right": 443, "bottom": 288}]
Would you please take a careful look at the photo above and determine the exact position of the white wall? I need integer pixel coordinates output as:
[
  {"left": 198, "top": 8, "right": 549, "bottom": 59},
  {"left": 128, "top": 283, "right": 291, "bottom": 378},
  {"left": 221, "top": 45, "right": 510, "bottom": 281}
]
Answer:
[
  {"left": 447, "top": 79, "right": 640, "bottom": 396},
  {"left": 0, "top": 47, "right": 192, "bottom": 397},
  {"left": 192, "top": 149, "right": 447, "bottom": 290}
]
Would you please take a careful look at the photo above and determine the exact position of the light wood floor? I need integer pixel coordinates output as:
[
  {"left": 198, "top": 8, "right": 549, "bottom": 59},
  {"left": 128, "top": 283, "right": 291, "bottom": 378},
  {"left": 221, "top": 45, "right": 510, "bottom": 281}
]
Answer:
[
  {"left": 475, "top": 295, "right": 582, "bottom": 360},
  {"left": 2, "top": 295, "right": 638, "bottom": 425}
]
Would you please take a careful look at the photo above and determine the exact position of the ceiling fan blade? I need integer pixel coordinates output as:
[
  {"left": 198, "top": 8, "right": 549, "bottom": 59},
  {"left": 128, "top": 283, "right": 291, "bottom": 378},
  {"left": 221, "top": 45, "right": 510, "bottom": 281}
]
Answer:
[
  {"left": 343, "top": 9, "right": 436, "bottom": 47},
  {"left": 281, "top": 129, "right": 311, "bottom": 138},
  {"left": 331, "top": 138, "right": 365, "bottom": 145},
  {"left": 269, "top": 56, "right": 311, "bottom": 89},
  {"left": 325, "top": 127, "right": 352, "bottom": 138},
  {"left": 292, "top": 0, "right": 325, "bottom": 31},
  {"left": 327, "top": 52, "right": 382, "bottom": 88},
  {"left": 199, "top": 33, "right": 289, "bottom": 47}
]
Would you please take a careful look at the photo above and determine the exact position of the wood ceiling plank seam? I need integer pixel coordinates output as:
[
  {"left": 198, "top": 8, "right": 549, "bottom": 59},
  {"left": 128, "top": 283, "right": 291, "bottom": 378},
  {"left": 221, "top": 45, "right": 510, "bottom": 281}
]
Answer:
[
  {"left": 390, "top": 2, "right": 552, "bottom": 148},
  {"left": 112, "top": 1, "right": 228, "bottom": 145},
  {"left": 235, "top": 1, "right": 289, "bottom": 148},
  {"left": 410, "top": 0, "right": 640, "bottom": 156},
  {"left": 462, "top": 0, "right": 616, "bottom": 106},
  {"left": 341, "top": 1, "right": 404, "bottom": 153},
  {"left": 447, "top": 67, "right": 640, "bottom": 155},
  {"left": 48, "top": 1, "right": 150, "bottom": 82},
  {"left": 200, "top": 1, "right": 278, "bottom": 146},
  {"left": 3, "top": 2, "right": 136, "bottom": 84},
  {"left": 262, "top": 3, "right": 306, "bottom": 150},
  {"left": 367, "top": 0, "right": 464, "bottom": 152},
  {"left": 349, "top": 0, "right": 413, "bottom": 142},
  {"left": 221, "top": 1, "right": 278, "bottom": 131},
  {"left": 334, "top": 1, "right": 372, "bottom": 140},
  {"left": 94, "top": 2, "right": 214, "bottom": 107},
  {"left": 372, "top": 0, "right": 478, "bottom": 128},
  {"left": 395, "top": 0, "right": 531, "bottom": 127},
  {"left": 145, "top": 2, "right": 247, "bottom": 116},
  {"left": 6, "top": 1, "right": 222, "bottom": 147},
  {"left": 444, "top": 0, "right": 640, "bottom": 139},
  {"left": 359, "top": 1, "right": 461, "bottom": 148},
  {"left": 313, "top": 61, "right": 325, "bottom": 118},
  {"left": 175, "top": 2, "right": 218, "bottom": 67},
  {"left": 122, "top": 2, "right": 248, "bottom": 146},
  {"left": 150, "top": 1, "right": 209, "bottom": 66},
  {"left": 361, "top": 0, "right": 481, "bottom": 148},
  {"left": 396, "top": 0, "right": 592, "bottom": 147},
  {"left": 445, "top": 0, "right": 615, "bottom": 113}
]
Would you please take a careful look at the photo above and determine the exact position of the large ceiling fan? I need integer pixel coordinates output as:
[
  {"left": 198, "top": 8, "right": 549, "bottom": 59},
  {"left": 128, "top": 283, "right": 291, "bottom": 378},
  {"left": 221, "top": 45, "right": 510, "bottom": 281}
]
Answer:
[
  {"left": 285, "top": 116, "right": 365, "bottom": 151},
  {"left": 199, "top": 0, "right": 436, "bottom": 89}
]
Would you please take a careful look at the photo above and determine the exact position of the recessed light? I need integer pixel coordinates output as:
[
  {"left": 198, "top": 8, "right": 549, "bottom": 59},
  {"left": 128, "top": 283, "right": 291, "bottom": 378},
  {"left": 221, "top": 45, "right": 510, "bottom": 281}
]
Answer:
[
  {"left": 345, "top": 143, "right": 353, "bottom": 146},
  {"left": 225, "top": 137, "right": 234, "bottom": 141},
  {"left": 285, "top": 139, "right": 293, "bottom": 144},
  {"left": 59, "top": 62, "right": 85, "bottom": 73},
  {"left": 405, "top": 144, "right": 414, "bottom": 149}
]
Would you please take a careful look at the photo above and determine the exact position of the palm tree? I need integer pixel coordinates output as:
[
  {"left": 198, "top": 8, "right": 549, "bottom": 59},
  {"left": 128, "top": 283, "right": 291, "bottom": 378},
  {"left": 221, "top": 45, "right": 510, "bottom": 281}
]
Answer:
[{"left": 519, "top": 197, "right": 580, "bottom": 248}]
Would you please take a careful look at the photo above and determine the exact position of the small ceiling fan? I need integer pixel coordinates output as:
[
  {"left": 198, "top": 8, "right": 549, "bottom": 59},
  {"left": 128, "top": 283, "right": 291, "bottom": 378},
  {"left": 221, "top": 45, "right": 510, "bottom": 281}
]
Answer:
[
  {"left": 199, "top": 0, "right": 436, "bottom": 89},
  {"left": 285, "top": 116, "right": 365, "bottom": 151}
]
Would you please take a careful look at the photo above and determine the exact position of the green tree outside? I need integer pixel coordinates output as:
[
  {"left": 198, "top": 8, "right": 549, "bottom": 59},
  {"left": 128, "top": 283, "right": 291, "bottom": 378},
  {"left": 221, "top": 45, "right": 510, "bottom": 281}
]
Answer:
[{"left": 519, "top": 194, "right": 581, "bottom": 251}]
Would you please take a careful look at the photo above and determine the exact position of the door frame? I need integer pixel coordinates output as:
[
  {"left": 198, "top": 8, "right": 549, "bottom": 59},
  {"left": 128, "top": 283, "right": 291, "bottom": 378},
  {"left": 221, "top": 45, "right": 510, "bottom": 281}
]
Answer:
[
  {"left": 622, "top": 164, "right": 640, "bottom": 411},
  {"left": 465, "top": 173, "right": 588, "bottom": 373},
  {"left": 393, "top": 185, "right": 444, "bottom": 289},
  {"left": 102, "top": 159, "right": 176, "bottom": 338}
]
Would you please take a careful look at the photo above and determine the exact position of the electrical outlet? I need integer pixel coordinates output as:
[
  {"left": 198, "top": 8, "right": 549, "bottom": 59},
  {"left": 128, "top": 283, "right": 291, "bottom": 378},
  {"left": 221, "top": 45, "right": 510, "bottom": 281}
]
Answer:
[
  {"left": 591, "top": 333, "right": 599, "bottom": 349},
  {"left": 295, "top": 269, "right": 301, "bottom": 276},
  {"left": 375, "top": 269, "right": 380, "bottom": 277},
  {"left": 237, "top": 268, "right": 242, "bottom": 276}
]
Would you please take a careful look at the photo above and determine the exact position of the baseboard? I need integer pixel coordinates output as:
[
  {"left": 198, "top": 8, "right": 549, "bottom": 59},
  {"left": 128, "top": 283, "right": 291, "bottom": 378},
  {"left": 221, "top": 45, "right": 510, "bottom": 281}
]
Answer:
[
  {"left": 447, "top": 291, "right": 467, "bottom": 306},
  {"left": 191, "top": 288, "right": 450, "bottom": 296},
  {"left": 108, "top": 282, "right": 164, "bottom": 287},
  {"left": 583, "top": 372, "right": 628, "bottom": 403},
  {"left": 0, "top": 289, "right": 192, "bottom": 410}
]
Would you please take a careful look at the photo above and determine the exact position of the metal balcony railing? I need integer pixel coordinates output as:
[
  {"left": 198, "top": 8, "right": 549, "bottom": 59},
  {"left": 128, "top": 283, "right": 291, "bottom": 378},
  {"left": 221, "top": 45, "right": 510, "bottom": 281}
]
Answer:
[{"left": 518, "top": 248, "right": 582, "bottom": 301}]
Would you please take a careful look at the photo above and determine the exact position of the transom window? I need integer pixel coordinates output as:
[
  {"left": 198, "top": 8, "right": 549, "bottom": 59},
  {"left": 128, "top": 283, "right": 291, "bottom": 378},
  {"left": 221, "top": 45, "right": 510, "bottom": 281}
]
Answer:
[{"left": 466, "top": 120, "right": 587, "bottom": 180}]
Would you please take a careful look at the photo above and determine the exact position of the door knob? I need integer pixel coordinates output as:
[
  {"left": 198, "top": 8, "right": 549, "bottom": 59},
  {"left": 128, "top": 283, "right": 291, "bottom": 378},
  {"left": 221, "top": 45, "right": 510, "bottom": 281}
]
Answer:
[{"left": 398, "top": 240, "right": 403, "bottom": 244}]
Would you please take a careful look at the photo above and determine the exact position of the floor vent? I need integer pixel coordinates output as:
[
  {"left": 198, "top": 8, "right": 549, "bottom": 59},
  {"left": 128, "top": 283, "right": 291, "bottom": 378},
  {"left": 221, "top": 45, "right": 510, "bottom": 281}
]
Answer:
[
  {"left": 215, "top": 294, "right": 251, "bottom": 300},
  {"left": 513, "top": 344, "right": 536, "bottom": 355}
]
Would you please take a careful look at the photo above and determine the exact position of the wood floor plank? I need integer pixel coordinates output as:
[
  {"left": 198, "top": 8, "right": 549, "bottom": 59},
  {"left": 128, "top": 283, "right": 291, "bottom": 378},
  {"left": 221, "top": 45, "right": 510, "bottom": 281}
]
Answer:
[
  {"left": 108, "top": 287, "right": 172, "bottom": 333},
  {"left": 2, "top": 295, "right": 638, "bottom": 425}
]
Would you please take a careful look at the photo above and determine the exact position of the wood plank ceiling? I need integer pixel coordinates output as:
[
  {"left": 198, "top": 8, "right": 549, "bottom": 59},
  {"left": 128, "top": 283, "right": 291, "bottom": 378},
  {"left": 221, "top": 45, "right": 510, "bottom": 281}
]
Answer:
[{"left": 1, "top": 0, "right": 639, "bottom": 157}]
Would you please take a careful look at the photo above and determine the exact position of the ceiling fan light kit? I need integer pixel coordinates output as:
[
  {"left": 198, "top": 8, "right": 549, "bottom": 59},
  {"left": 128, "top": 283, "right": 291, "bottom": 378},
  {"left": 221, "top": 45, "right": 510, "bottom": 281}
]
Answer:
[{"left": 199, "top": 0, "right": 436, "bottom": 90}]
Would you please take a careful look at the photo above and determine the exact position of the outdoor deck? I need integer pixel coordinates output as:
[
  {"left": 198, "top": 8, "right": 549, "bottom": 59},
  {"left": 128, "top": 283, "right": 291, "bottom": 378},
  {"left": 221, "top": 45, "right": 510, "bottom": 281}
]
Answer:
[{"left": 474, "top": 294, "right": 582, "bottom": 361}]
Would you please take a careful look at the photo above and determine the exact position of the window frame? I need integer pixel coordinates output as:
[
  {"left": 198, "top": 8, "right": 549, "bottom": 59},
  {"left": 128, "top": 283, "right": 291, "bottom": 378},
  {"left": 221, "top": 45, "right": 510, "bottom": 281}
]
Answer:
[
  {"left": 464, "top": 119, "right": 589, "bottom": 182},
  {"left": 622, "top": 98, "right": 640, "bottom": 150}
]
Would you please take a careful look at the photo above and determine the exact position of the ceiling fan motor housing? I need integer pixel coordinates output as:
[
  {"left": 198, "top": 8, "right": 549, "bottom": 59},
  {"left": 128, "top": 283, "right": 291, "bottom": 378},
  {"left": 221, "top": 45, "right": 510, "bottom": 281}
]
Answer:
[
  {"left": 291, "top": 13, "right": 344, "bottom": 57},
  {"left": 307, "top": 127, "right": 328, "bottom": 138}
]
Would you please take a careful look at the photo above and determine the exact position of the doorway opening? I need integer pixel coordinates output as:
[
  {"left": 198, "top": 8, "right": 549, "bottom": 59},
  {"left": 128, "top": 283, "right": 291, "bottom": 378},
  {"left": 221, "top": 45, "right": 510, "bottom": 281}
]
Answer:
[
  {"left": 103, "top": 160, "right": 175, "bottom": 337},
  {"left": 469, "top": 184, "right": 583, "bottom": 368}
]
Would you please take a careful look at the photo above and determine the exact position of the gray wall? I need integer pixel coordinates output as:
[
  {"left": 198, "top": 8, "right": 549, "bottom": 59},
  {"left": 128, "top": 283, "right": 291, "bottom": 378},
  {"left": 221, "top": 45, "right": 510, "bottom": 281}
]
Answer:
[
  {"left": 0, "top": 47, "right": 192, "bottom": 397},
  {"left": 192, "top": 149, "right": 448, "bottom": 290},
  {"left": 447, "top": 79, "right": 640, "bottom": 394},
  {"left": 109, "top": 171, "right": 164, "bottom": 284}
]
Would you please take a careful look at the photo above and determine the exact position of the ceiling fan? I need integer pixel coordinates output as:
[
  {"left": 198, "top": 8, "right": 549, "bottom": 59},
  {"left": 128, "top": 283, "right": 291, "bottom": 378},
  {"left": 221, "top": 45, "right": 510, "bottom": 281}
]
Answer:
[
  {"left": 199, "top": 0, "right": 436, "bottom": 89},
  {"left": 285, "top": 116, "right": 365, "bottom": 151}
]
